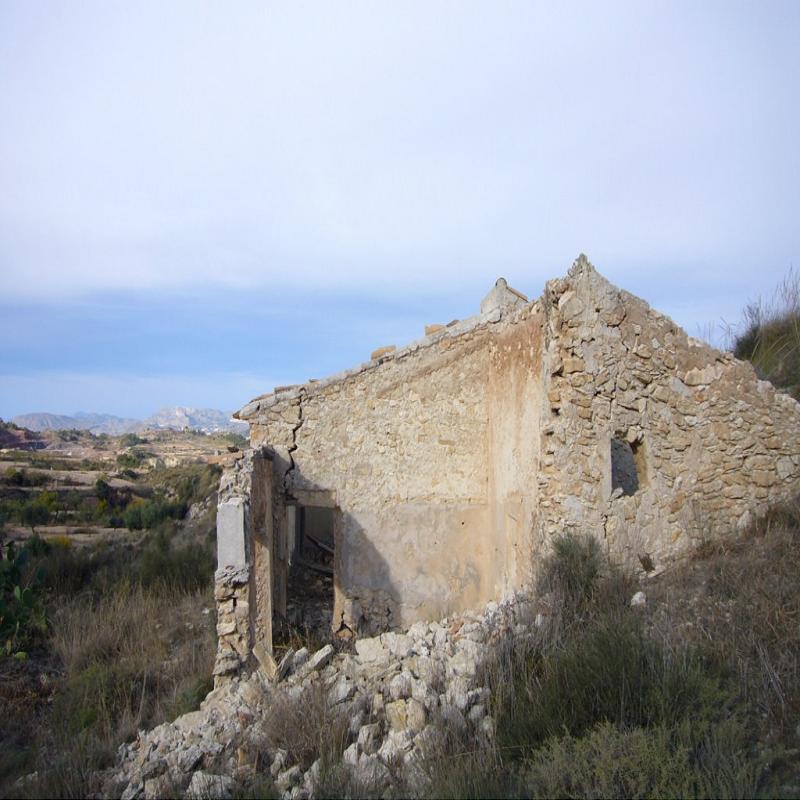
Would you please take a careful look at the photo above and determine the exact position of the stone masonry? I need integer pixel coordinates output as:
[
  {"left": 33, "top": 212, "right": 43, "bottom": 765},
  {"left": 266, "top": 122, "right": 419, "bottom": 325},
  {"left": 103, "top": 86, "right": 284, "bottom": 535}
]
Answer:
[{"left": 214, "top": 255, "right": 800, "bottom": 678}]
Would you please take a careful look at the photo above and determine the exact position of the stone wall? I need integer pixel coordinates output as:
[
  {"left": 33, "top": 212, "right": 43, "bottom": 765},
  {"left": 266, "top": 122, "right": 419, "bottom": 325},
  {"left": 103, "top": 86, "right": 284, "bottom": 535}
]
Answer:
[{"left": 537, "top": 256, "right": 800, "bottom": 567}]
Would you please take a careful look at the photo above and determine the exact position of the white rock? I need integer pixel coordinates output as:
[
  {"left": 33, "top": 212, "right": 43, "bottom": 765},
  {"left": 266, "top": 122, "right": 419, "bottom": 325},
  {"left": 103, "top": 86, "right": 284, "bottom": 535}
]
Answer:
[
  {"left": 292, "top": 647, "right": 310, "bottom": 670},
  {"left": 342, "top": 742, "right": 359, "bottom": 767},
  {"left": 303, "top": 759, "right": 321, "bottom": 792},
  {"left": 449, "top": 640, "right": 481, "bottom": 679},
  {"left": 468, "top": 703, "right": 486, "bottom": 722},
  {"left": 381, "top": 632, "right": 415, "bottom": 658},
  {"left": 276, "top": 648, "right": 295, "bottom": 681},
  {"left": 121, "top": 782, "right": 143, "bottom": 800},
  {"left": 405, "top": 698, "right": 427, "bottom": 733},
  {"left": 275, "top": 766, "right": 303, "bottom": 792},
  {"left": 378, "top": 729, "right": 414, "bottom": 763},
  {"left": 348, "top": 709, "right": 365, "bottom": 737},
  {"left": 630, "top": 591, "right": 647, "bottom": 607},
  {"left": 355, "top": 637, "right": 389, "bottom": 663},
  {"left": 388, "top": 670, "right": 413, "bottom": 701},
  {"left": 446, "top": 676, "right": 472, "bottom": 711},
  {"left": 354, "top": 753, "right": 391, "bottom": 788},
  {"left": 144, "top": 775, "right": 174, "bottom": 800},
  {"left": 187, "top": 771, "right": 236, "bottom": 800},
  {"left": 305, "top": 644, "right": 334, "bottom": 672},
  {"left": 411, "top": 677, "right": 438, "bottom": 712},
  {"left": 177, "top": 745, "right": 203, "bottom": 773},
  {"left": 357, "top": 722, "right": 383, "bottom": 756},
  {"left": 328, "top": 674, "right": 355, "bottom": 706},
  {"left": 460, "top": 623, "right": 486, "bottom": 643},
  {"left": 270, "top": 749, "right": 288, "bottom": 778}
]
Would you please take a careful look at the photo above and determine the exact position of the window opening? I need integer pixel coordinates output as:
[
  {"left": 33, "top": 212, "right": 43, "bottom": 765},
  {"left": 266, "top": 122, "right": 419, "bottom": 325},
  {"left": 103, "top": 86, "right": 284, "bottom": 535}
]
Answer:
[{"left": 611, "top": 435, "right": 647, "bottom": 496}]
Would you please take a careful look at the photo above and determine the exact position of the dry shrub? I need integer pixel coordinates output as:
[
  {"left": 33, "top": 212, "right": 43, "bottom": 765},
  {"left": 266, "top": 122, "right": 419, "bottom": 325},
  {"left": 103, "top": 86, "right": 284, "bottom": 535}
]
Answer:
[
  {"left": 410, "top": 714, "right": 517, "bottom": 800},
  {"left": 261, "top": 681, "right": 350, "bottom": 771},
  {"left": 657, "top": 499, "right": 800, "bottom": 737},
  {"left": 9, "top": 582, "right": 216, "bottom": 799}
]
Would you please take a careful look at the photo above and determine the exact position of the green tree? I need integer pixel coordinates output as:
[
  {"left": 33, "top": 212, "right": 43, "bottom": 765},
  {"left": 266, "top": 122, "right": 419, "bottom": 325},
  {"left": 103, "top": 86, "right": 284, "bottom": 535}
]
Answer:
[{"left": 21, "top": 502, "right": 49, "bottom": 533}]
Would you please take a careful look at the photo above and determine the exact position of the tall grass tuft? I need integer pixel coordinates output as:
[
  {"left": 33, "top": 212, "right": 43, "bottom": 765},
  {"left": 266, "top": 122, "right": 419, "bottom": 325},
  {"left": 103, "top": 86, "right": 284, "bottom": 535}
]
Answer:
[{"left": 732, "top": 268, "right": 800, "bottom": 398}]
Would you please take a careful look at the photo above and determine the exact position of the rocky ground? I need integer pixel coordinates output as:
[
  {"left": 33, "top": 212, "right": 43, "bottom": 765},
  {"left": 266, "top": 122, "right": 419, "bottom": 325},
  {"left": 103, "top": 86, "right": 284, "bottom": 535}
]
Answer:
[{"left": 102, "top": 593, "right": 531, "bottom": 800}]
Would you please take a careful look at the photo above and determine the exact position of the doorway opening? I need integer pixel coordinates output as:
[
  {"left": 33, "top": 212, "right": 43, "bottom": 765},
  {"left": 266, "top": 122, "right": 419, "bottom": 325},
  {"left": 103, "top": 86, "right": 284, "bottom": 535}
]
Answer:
[{"left": 283, "top": 504, "right": 336, "bottom": 644}]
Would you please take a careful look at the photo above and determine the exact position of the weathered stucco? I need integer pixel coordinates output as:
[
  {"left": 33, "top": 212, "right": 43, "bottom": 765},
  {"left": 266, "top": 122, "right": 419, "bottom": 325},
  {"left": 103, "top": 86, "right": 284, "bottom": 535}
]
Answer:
[{"left": 213, "top": 255, "right": 800, "bottom": 679}]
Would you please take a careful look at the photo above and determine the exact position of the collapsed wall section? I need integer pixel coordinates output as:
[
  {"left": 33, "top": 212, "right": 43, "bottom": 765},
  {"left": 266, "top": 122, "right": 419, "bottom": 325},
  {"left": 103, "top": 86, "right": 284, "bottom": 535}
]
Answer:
[{"left": 538, "top": 256, "right": 800, "bottom": 567}]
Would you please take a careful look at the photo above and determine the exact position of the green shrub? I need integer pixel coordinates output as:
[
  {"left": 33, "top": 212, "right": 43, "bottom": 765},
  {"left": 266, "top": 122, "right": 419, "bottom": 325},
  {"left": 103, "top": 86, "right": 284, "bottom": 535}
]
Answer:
[
  {"left": 4, "top": 468, "right": 48, "bottom": 487},
  {"left": 120, "top": 434, "right": 147, "bottom": 447},
  {"left": 525, "top": 719, "right": 760, "bottom": 800},
  {"left": 123, "top": 497, "right": 185, "bottom": 531},
  {"left": 172, "top": 674, "right": 214, "bottom": 718},
  {"left": 0, "top": 538, "right": 49, "bottom": 655},
  {"left": 20, "top": 500, "right": 49, "bottom": 532},
  {"left": 494, "top": 611, "right": 733, "bottom": 757},
  {"left": 145, "top": 463, "right": 221, "bottom": 509},
  {"left": 538, "top": 532, "right": 604, "bottom": 610},
  {"left": 115, "top": 449, "right": 154, "bottom": 469}
]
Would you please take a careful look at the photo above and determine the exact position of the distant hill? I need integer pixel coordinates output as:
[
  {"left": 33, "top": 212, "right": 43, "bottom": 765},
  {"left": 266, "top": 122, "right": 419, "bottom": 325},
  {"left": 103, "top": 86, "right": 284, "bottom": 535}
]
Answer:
[
  {"left": 11, "top": 407, "right": 247, "bottom": 435},
  {"left": 143, "top": 407, "right": 248, "bottom": 434}
]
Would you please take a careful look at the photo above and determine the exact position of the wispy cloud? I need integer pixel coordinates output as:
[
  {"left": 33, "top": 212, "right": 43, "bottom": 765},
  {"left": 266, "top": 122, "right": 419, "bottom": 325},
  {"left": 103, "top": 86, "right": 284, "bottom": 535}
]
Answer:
[
  {"left": 1, "top": 1, "right": 797, "bottom": 302},
  {"left": 0, "top": 1, "right": 797, "bottom": 415}
]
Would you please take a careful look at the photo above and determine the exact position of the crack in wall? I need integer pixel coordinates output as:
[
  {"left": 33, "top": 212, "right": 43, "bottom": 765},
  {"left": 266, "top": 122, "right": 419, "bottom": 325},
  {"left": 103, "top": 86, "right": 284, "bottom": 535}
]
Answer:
[{"left": 282, "top": 389, "right": 305, "bottom": 496}]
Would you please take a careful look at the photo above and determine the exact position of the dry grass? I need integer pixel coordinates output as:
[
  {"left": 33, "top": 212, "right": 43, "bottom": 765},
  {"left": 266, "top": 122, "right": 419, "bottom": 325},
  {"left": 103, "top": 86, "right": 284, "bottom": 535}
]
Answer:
[
  {"left": 262, "top": 681, "right": 351, "bottom": 771},
  {"left": 647, "top": 499, "right": 800, "bottom": 739},
  {"left": 3, "top": 581, "right": 215, "bottom": 798},
  {"left": 730, "top": 268, "right": 800, "bottom": 398}
]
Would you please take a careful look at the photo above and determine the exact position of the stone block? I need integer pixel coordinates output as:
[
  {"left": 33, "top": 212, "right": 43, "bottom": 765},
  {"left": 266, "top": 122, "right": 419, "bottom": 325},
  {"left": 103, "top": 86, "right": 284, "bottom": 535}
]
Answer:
[
  {"left": 385, "top": 699, "right": 408, "bottom": 730},
  {"left": 187, "top": 771, "right": 236, "bottom": 800},
  {"left": 216, "top": 499, "right": 247, "bottom": 571},
  {"left": 355, "top": 637, "right": 389, "bottom": 663},
  {"left": 357, "top": 722, "right": 383, "bottom": 756},
  {"left": 305, "top": 644, "right": 334, "bottom": 673},
  {"left": 370, "top": 345, "right": 396, "bottom": 360}
]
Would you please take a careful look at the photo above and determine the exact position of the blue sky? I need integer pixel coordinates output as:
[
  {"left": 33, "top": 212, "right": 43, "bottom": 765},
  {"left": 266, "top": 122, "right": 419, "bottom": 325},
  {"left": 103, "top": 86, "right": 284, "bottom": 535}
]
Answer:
[{"left": 1, "top": 1, "right": 798, "bottom": 418}]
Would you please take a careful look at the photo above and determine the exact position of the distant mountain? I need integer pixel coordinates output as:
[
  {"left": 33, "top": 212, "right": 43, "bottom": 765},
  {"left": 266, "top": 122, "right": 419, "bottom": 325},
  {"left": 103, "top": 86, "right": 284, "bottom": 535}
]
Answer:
[
  {"left": 10, "top": 412, "right": 141, "bottom": 435},
  {"left": 143, "top": 407, "right": 248, "bottom": 434},
  {"left": 11, "top": 408, "right": 247, "bottom": 436}
]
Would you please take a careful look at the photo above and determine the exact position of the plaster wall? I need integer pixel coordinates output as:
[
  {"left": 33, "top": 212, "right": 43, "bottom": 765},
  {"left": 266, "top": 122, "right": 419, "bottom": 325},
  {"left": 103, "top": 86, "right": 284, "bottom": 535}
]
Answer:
[{"left": 246, "top": 314, "right": 544, "bottom": 632}]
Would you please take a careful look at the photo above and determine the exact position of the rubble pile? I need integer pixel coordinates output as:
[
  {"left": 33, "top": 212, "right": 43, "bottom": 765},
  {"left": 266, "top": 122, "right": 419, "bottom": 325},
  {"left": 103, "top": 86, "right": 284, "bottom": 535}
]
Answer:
[{"left": 103, "top": 594, "right": 533, "bottom": 800}]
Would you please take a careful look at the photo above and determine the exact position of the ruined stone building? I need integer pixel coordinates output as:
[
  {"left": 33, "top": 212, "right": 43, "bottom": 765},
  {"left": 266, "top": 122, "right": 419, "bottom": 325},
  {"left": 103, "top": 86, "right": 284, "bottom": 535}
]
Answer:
[{"left": 213, "top": 255, "right": 800, "bottom": 679}]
